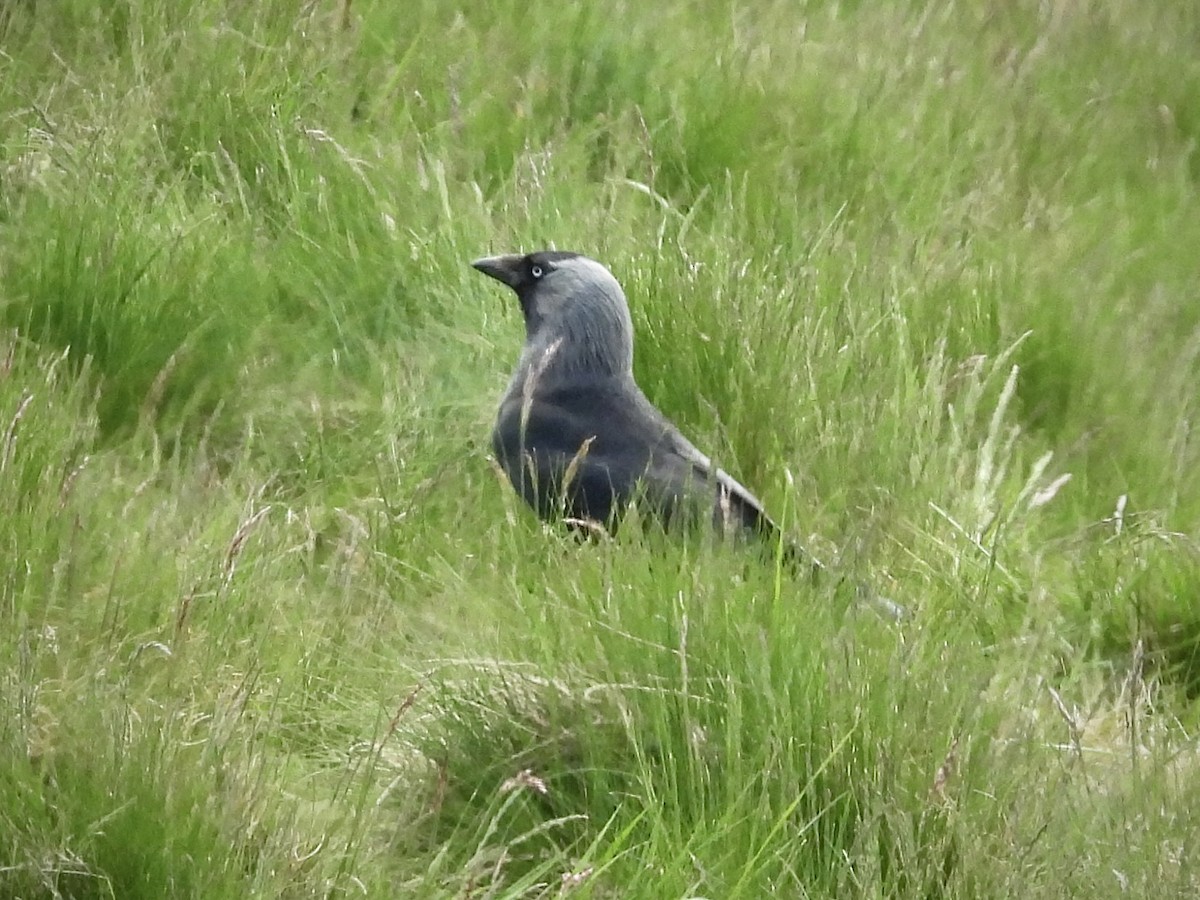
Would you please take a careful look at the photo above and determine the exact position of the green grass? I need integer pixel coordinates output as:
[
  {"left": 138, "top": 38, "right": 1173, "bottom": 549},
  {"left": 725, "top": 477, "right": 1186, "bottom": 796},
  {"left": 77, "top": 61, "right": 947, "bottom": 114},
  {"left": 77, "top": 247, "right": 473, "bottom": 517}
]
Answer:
[{"left": 2, "top": 0, "right": 1199, "bottom": 895}]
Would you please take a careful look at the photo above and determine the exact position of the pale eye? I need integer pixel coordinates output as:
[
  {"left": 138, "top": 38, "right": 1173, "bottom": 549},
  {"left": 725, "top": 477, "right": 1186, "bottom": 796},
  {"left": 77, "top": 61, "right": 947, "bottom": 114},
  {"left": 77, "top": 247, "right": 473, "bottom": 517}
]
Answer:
[{"left": 530, "top": 265, "right": 544, "bottom": 279}]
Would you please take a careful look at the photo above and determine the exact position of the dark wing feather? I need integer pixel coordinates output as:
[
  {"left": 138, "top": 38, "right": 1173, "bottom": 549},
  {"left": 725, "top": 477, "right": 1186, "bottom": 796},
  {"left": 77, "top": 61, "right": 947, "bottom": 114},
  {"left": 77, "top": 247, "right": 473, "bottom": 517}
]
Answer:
[{"left": 643, "top": 411, "right": 827, "bottom": 578}]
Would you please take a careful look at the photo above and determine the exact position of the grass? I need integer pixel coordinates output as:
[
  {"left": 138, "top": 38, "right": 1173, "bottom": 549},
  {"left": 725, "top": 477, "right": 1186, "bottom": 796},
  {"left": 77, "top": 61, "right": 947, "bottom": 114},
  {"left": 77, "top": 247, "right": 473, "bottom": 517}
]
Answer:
[{"left": 2, "top": 0, "right": 1199, "bottom": 895}]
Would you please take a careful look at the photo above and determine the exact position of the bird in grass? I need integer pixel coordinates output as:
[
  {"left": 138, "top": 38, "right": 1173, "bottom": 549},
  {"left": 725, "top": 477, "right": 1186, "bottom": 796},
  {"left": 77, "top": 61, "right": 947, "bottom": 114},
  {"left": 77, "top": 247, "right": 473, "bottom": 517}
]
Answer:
[{"left": 472, "top": 250, "right": 901, "bottom": 614}]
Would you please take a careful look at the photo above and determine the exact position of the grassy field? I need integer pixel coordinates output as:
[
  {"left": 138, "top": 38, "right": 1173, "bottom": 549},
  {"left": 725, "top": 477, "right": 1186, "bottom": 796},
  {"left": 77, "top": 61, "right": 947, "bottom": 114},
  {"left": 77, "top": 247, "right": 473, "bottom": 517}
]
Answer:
[{"left": 2, "top": 0, "right": 1199, "bottom": 896}]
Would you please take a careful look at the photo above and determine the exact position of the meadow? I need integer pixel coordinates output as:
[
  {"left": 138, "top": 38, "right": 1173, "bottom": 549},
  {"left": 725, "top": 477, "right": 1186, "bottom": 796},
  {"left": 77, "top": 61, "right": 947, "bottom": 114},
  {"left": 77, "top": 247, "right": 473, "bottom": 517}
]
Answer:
[{"left": 2, "top": 0, "right": 1199, "bottom": 896}]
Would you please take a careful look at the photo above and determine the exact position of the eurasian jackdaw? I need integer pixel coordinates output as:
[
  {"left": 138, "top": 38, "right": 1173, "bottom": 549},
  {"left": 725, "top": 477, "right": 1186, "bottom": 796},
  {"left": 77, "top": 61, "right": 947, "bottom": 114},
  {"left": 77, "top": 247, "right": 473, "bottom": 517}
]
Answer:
[{"left": 471, "top": 249, "right": 835, "bottom": 575}]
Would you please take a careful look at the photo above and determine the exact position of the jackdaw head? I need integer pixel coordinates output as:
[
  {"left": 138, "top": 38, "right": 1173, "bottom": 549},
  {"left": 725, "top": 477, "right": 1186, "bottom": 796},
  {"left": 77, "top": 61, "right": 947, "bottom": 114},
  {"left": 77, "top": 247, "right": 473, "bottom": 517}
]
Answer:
[{"left": 472, "top": 251, "right": 635, "bottom": 378}]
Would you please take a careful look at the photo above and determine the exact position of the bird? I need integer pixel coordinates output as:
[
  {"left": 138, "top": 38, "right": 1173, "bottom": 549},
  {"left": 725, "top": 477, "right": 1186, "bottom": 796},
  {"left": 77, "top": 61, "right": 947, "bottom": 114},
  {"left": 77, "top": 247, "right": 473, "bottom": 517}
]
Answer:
[{"left": 472, "top": 250, "right": 901, "bottom": 615}]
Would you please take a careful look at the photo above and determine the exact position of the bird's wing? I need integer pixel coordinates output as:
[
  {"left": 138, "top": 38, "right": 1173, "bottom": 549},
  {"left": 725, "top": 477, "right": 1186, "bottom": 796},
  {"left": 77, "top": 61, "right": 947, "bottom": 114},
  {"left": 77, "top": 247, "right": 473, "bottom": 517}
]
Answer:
[
  {"left": 634, "top": 394, "right": 829, "bottom": 574},
  {"left": 499, "top": 377, "right": 797, "bottom": 545},
  {"left": 632, "top": 395, "right": 773, "bottom": 528},
  {"left": 494, "top": 378, "right": 743, "bottom": 526}
]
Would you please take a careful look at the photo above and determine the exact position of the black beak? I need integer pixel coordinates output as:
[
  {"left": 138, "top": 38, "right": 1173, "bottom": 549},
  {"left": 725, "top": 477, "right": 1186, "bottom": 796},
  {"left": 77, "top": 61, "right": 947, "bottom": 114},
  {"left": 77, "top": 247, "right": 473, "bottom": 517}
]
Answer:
[{"left": 471, "top": 254, "right": 524, "bottom": 289}]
